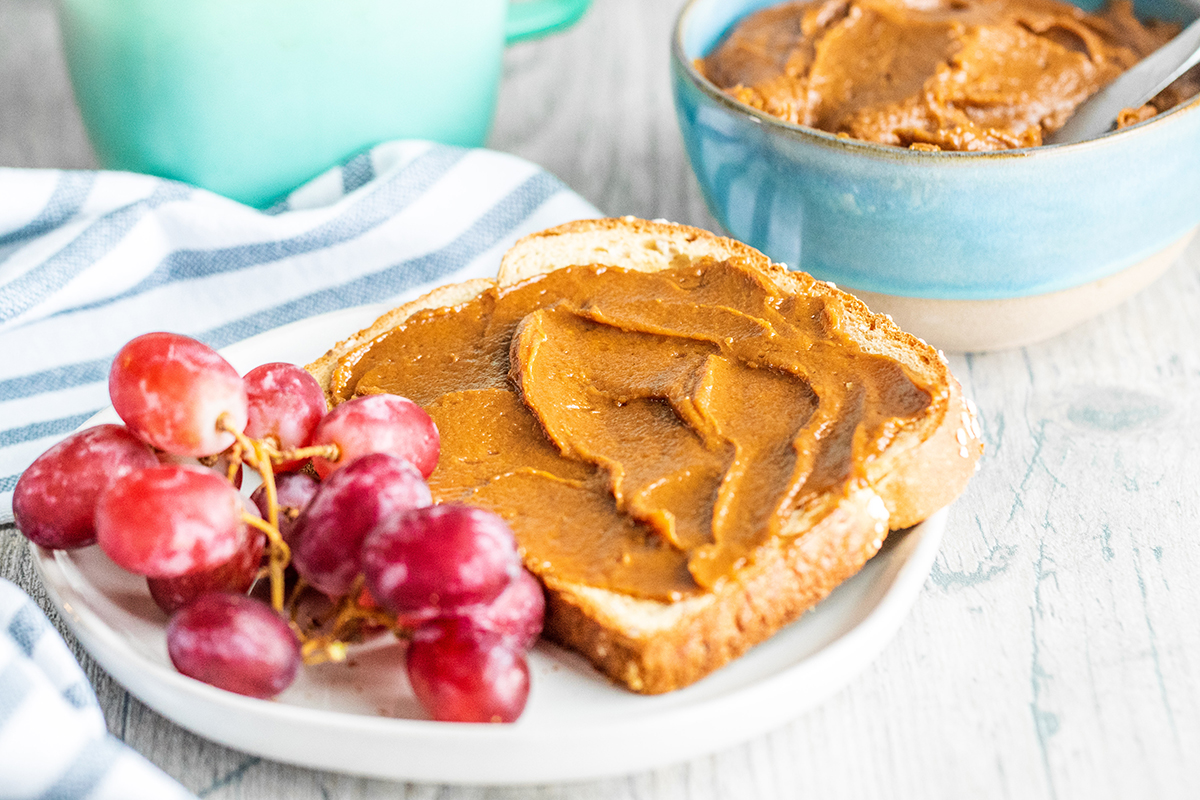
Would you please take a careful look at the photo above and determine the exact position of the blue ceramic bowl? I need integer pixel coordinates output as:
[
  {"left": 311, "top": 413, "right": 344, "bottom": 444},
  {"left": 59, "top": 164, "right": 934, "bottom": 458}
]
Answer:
[{"left": 672, "top": 0, "right": 1200, "bottom": 350}]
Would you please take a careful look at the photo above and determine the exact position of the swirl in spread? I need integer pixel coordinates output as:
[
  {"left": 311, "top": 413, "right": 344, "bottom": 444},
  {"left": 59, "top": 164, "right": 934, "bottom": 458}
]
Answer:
[
  {"left": 699, "top": 0, "right": 1199, "bottom": 150},
  {"left": 330, "top": 260, "right": 942, "bottom": 601}
]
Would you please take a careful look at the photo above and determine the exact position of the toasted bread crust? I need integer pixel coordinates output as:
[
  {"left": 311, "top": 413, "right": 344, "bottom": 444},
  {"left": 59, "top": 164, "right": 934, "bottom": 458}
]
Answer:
[
  {"left": 306, "top": 217, "right": 982, "bottom": 693},
  {"left": 542, "top": 487, "right": 889, "bottom": 693},
  {"left": 496, "top": 216, "right": 770, "bottom": 286}
]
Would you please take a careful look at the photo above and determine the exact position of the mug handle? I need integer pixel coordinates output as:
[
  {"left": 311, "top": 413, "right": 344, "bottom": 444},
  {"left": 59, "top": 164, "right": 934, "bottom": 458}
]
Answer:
[{"left": 505, "top": 0, "right": 591, "bottom": 45}]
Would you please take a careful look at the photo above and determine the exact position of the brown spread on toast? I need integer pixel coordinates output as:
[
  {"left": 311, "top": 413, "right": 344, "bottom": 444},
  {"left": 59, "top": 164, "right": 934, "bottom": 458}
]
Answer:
[
  {"left": 329, "top": 258, "right": 940, "bottom": 602},
  {"left": 699, "top": 0, "right": 1198, "bottom": 150}
]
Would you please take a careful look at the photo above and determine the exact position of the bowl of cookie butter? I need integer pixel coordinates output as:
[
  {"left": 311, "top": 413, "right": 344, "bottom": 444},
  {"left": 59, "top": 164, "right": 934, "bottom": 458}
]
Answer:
[{"left": 671, "top": 0, "right": 1200, "bottom": 351}]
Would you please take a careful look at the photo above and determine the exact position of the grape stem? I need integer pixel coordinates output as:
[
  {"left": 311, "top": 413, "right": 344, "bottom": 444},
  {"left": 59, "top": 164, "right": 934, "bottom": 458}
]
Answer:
[
  {"left": 286, "top": 575, "right": 310, "bottom": 616},
  {"left": 281, "top": 443, "right": 340, "bottom": 463},
  {"left": 240, "top": 511, "right": 289, "bottom": 610},
  {"left": 218, "top": 413, "right": 290, "bottom": 612},
  {"left": 295, "top": 576, "right": 405, "bottom": 665},
  {"left": 214, "top": 413, "right": 391, "bottom": 663},
  {"left": 225, "top": 443, "right": 243, "bottom": 484}
]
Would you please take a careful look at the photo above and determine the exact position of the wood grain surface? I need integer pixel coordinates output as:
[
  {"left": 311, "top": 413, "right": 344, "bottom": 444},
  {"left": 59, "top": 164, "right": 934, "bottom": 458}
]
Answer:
[{"left": 2, "top": 0, "right": 1199, "bottom": 797}]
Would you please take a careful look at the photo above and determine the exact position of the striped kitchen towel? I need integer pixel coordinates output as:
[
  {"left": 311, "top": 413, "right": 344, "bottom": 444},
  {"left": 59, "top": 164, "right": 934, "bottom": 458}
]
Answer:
[
  {"left": 0, "top": 140, "right": 600, "bottom": 520},
  {"left": 0, "top": 578, "right": 197, "bottom": 799},
  {"left": 0, "top": 141, "right": 599, "bottom": 797}
]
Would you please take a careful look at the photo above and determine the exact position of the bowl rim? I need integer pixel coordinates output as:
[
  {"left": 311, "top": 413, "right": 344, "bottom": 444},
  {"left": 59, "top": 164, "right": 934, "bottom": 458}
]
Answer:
[{"left": 671, "top": 0, "right": 1200, "bottom": 162}]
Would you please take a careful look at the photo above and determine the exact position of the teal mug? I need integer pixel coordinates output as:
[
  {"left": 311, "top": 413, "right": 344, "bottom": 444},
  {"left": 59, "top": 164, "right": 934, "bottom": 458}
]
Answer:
[{"left": 58, "top": 0, "right": 590, "bottom": 207}]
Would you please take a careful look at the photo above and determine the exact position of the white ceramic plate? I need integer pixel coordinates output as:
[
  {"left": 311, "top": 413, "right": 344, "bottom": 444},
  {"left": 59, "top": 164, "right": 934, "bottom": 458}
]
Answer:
[{"left": 32, "top": 305, "right": 948, "bottom": 785}]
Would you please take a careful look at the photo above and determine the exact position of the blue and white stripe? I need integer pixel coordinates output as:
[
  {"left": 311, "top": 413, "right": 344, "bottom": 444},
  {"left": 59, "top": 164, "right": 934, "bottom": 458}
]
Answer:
[
  {"left": 0, "top": 578, "right": 198, "bottom": 799},
  {"left": 0, "top": 140, "right": 600, "bottom": 519}
]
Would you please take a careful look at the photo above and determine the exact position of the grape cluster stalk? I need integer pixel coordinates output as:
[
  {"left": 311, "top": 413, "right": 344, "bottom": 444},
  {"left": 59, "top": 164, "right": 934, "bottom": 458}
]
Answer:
[{"left": 217, "top": 413, "right": 335, "bottom": 618}]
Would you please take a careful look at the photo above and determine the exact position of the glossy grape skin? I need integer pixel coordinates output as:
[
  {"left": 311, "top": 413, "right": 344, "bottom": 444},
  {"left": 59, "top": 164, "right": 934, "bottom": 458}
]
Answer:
[
  {"left": 147, "top": 530, "right": 265, "bottom": 614},
  {"left": 458, "top": 568, "right": 545, "bottom": 652},
  {"left": 13, "top": 425, "right": 158, "bottom": 550},
  {"left": 290, "top": 453, "right": 432, "bottom": 597},
  {"left": 251, "top": 471, "right": 319, "bottom": 545},
  {"left": 243, "top": 362, "right": 326, "bottom": 472},
  {"left": 109, "top": 332, "right": 248, "bottom": 457},
  {"left": 95, "top": 464, "right": 247, "bottom": 578},
  {"left": 362, "top": 504, "right": 519, "bottom": 619},
  {"left": 406, "top": 618, "right": 530, "bottom": 723},
  {"left": 167, "top": 593, "right": 300, "bottom": 699},
  {"left": 310, "top": 394, "right": 439, "bottom": 479}
]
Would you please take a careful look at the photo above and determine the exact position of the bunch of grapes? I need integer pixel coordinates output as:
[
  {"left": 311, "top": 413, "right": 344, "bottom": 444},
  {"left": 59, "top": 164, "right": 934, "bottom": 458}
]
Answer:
[{"left": 13, "top": 332, "right": 542, "bottom": 723}]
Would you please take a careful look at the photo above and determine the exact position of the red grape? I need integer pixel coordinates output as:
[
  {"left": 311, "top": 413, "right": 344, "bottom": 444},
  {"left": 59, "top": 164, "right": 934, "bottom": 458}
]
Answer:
[
  {"left": 243, "top": 362, "right": 326, "bottom": 472},
  {"left": 362, "top": 504, "right": 519, "bottom": 618},
  {"left": 251, "top": 471, "right": 319, "bottom": 545},
  {"left": 458, "top": 568, "right": 545, "bottom": 651},
  {"left": 406, "top": 618, "right": 530, "bottom": 722},
  {"left": 109, "top": 332, "right": 248, "bottom": 457},
  {"left": 95, "top": 464, "right": 247, "bottom": 577},
  {"left": 147, "top": 529, "right": 265, "bottom": 614},
  {"left": 167, "top": 593, "right": 300, "bottom": 699},
  {"left": 290, "top": 453, "right": 432, "bottom": 596},
  {"left": 13, "top": 424, "right": 158, "bottom": 550},
  {"left": 310, "top": 394, "right": 439, "bottom": 479}
]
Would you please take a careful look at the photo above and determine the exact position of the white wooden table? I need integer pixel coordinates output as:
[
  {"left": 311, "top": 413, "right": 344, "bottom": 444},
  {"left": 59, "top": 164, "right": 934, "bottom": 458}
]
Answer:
[{"left": 3, "top": 0, "right": 1199, "bottom": 797}]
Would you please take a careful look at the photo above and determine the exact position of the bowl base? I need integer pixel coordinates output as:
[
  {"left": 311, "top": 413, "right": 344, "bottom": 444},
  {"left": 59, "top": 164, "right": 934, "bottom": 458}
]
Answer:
[{"left": 843, "top": 227, "right": 1197, "bottom": 353}]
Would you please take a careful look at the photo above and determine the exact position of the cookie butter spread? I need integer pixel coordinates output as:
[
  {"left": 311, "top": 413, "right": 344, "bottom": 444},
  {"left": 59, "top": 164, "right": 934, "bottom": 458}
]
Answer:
[
  {"left": 699, "top": 0, "right": 1199, "bottom": 150},
  {"left": 330, "top": 259, "right": 942, "bottom": 602}
]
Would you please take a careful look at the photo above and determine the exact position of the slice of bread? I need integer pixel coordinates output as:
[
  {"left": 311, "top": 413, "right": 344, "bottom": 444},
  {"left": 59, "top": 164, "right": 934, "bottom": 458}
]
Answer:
[{"left": 307, "top": 217, "right": 982, "bottom": 694}]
